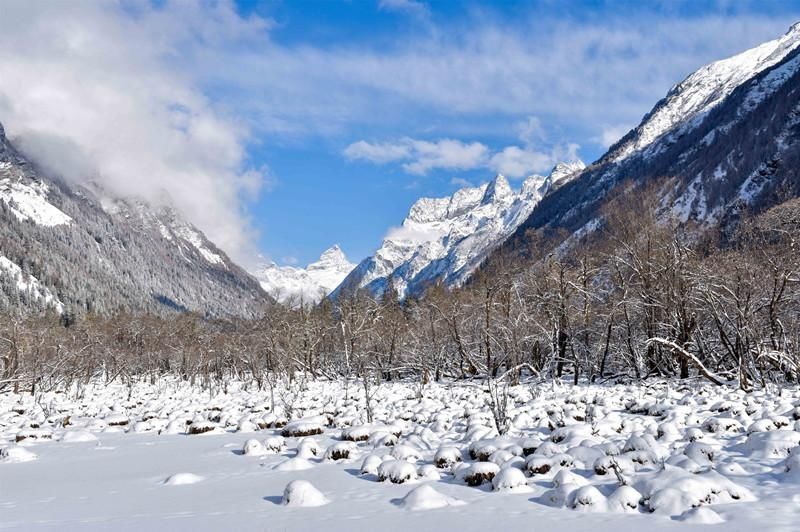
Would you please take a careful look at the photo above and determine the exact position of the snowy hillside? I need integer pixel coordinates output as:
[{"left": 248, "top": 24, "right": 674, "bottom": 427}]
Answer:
[
  {"left": 0, "top": 121, "right": 270, "bottom": 317},
  {"left": 335, "top": 161, "right": 584, "bottom": 299},
  {"left": 253, "top": 245, "right": 355, "bottom": 305},
  {"left": 514, "top": 24, "right": 800, "bottom": 249},
  {"left": 608, "top": 22, "right": 800, "bottom": 164}
]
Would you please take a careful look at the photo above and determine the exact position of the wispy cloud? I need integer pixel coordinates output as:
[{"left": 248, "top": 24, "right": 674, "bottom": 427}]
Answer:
[
  {"left": 344, "top": 137, "right": 489, "bottom": 175},
  {"left": 202, "top": 13, "right": 798, "bottom": 144},
  {"left": 345, "top": 135, "right": 581, "bottom": 179}
]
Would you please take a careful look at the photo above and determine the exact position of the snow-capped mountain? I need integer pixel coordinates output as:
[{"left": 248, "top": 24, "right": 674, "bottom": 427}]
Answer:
[
  {"left": 512, "top": 23, "right": 800, "bottom": 248},
  {"left": 0, "top": 120, "right": 270, "bottom": 317},
  {"left": 253, "top": 245, "right": 355, "bottom": 305},
  {"left": 608, "top": 23, "right": 800, "bottom": 164},
  {"left": 334, "top": 161, "right": 585, "bottom": 299}
]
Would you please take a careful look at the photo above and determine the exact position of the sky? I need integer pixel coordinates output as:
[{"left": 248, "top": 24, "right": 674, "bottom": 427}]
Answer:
[{"left": 0, "top": 0, "right": 799, "bottom": 268}]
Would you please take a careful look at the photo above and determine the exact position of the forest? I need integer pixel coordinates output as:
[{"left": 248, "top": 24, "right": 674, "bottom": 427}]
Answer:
[{"left": 2, "top": 183, "right": 798, "bottom": 404}]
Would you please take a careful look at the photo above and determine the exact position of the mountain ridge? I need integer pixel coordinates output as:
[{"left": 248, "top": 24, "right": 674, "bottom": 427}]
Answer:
[
  {"left": 0, "top": 122, "right": 271, "bottom": 317},
  {"left": 253, "top": 245, "right": 355, "bottom": 305},
  {"left": 333, "top": 160, "right": 585, "bottom": 299}
]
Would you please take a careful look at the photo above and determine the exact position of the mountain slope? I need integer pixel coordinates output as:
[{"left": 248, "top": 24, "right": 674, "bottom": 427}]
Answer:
[
  {"left": 253, "top": 245, "right": 355, "bottom": 305},
  {"left": 334, "top": 161, "right": 584, "bottom": 299},
  {"left": 507, "top": 24, "right": 800, "bottom": 252},
  {"left": 0, "top": 121, "right": 270, "bottom": 317}
]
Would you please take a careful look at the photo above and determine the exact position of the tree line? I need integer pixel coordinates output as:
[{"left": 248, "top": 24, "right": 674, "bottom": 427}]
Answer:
[{"left": 1, "top": 184, "right": 798, "bottom": 397}]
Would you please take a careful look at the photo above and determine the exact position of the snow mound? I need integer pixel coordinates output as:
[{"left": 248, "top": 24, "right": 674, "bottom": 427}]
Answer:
[
  {"left": 0, "top": 445, "right": 37, "bottom": 463},
  {"left": 61, "top": 431, "right": 98, "bottom": 443},
  {"left": 163, "top": 473, "right": 204, "bottom": 486},
  {"left": 281, "top": 480, "right": 329, "bottom": 507},
  {"left": 399, "top": 484, "right": 466, "bottom": 511},
  {"left": 492, "top": 467, "right": 529, "bottom": 492},
  {"left": 274, "top": 457, "right": 314, "bottom": 471},
  {"left": 243, "top": 439, "right": 268, "bottom": 456},
  {"left": 378, "top": 459, "right": 418, "bottom": 484},
  {"left": 678, "top": 506, "right": 725, "bottom": 524},
  {"left": 282, "top": 418, "right": 325, "bottom": 438}
]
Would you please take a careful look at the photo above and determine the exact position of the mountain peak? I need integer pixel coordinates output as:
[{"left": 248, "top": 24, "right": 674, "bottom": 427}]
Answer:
[
  {"left": 310, "top": 244, "right": 351, "bottom": 270},
  {"left": 548, "top": 161, "right": 586, "bottom": 184},
  {"left": 253, "top": 244, "right": 355, "bottom": 305},
  {"left": 481, "top": 174, "right": 513, "bottom": 205}
]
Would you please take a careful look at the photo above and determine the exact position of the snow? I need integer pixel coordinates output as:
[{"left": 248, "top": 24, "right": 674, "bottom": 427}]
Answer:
[
  {"left": 610, "top": 23, "right": 800, "bottom": 163},
  {"left": 282, "top": 479, "right": 329, "bottom": 507},
  {"left": 0, "top": 255, "right": 64, "bottom": 313},
  {"left": 337, "top": 161, "right": 585, "bottom": 299},
  {"left": 253, "top": 245, "right": 355, "bottom": 305},
  {"left": 163, "top": 473, "right": 205, "bottom": 486},
  {"left": 3, "top": 378, "right": 800, "bottom": 529},
  {"left": 399, "top": 484, "right": 466, "bottom": 511},
  {"left": 173, "top": 224, "right": 226, "bottom": 266},
  {"left": 0, "top": 177, "right": 72, "bottom": 226}
]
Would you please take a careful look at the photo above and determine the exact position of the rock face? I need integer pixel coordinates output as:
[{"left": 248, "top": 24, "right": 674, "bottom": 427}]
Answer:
[
  {"left": 0, "top": 121, "right": 270, "bottom": 317},
  {"left": 252, "top": 245, "right": 355, "bottom": 305},
  {"left": 333, "top": 161, "right": 585, "bottom": 299},
  {"left": 509, "top": 23, "right": 800, "bottom": 251}
]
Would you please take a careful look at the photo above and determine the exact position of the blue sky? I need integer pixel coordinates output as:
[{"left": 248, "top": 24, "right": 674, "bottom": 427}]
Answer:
[
  {"left": 2, "top": 1, "right": 799, "bottom": 267},
  {"left": 228, "top": 0, "right": 800, "bottom": 266}
]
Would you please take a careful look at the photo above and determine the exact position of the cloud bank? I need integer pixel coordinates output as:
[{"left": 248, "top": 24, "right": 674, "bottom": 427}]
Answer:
[{"left": 0, "top": 1, "right": 267, "bottom": 264}]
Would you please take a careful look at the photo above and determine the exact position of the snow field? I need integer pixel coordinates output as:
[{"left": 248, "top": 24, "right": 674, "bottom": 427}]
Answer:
[{"left": 3, "top": 379, "right": 800, "bottom": 529}]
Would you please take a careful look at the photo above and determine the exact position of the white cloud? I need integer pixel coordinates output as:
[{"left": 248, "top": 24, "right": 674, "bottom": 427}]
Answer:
[
  {"left": 594, "top": 124, "right": 634, "bottom": 148},
  {"left": 343, "top": 140, "right": 411, "bottom": 163},
  {"left": 450, "top": 177, "right": 473, "bottom": 188},
  {"left": 198, "top": 13, "right": 799, "bottom": 141},
  {"left": 402, "top": 139, "right": 488, "bottom": 175},
  {"left": 344, "top": 138, "right": 488, "bottom": 175},
  {"left": 516, "top": 116, "right": 546, "bottom": 146},
  {"left": 346, "top": 135, "right": 581, "bottom": 179},
  {"left": 0, "top": 1, "right": 267, "bottom": 264},
  {"left": 488, "top": 142, "right": 581, "bottom": 178}
]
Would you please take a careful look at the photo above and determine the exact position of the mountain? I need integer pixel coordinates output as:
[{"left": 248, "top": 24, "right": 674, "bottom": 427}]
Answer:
[
  {"left": 0, "top": 121, "right": 270, "bottom": 317},
  {"left": 333, "top": 161, "right": 585, "bottom": 299},
  {"left": 507, "top": 23, "right": 800, "bottom": 251},
  {"left": 253, "top": 245, "right": 355, "bottom": 305}
]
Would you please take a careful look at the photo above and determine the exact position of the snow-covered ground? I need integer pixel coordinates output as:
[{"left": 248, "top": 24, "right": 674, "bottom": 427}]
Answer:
[{"left": 2, "top": 379, "right": 800, "bottom": 531}]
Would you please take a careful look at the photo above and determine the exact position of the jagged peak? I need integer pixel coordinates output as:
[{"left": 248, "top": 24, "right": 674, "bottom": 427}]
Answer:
[
  {"left": 548, "top": 160, "right": 586, "bottom": 184},
  {"left": 481, "top": 174, "right": 513, "bottom": 205},
  {"left": 309, "top": 244, "right": 352, "bottom": 270}
]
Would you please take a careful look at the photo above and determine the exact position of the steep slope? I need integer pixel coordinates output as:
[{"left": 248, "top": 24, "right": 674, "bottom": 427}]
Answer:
[
  {"left": 0, "top": 121, "right": 270, "bottom": 317},
  {"left": 253, "top": 245, "right": 355, "bottom": 305},
  {"left": 509, "top": 24, "right": 800, "bottom": 251},
  {"left": 334, "top": 162, "right": 584, "bottom": 299}
]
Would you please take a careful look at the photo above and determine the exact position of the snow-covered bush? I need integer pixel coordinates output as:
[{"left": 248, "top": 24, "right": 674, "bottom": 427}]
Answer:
[
  {"left": 242, "top": 438, "right": 268, "bottom": 456},
  {"left": 377, "top": 459, "right": 417, "bottom": 484},
  {"left": 463, "top": 462, "right": 500, "bottom": 486},
  {"left": 187, "top": 420, "right": 219, "bottom": 435},
  {"left": 491, "top": 467, "right": 528, "bottom": 491},
  {"left": 281, "top": 480, "right": 329, "bottom": 507},
  {"left": 567, "top": 485, "right": 607, "bottom": 512},
  {"left": 281, "top": 418, "right": 324, "bottom": 438},
  {"left": 433, "top": 446, "right": 462, "bottom": 468},
  {"left": 324, "top": 441, "right": 356, "bottom": 461},
  {"left": 605, "top": 485, "right": 642, "bottom": 513}
]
